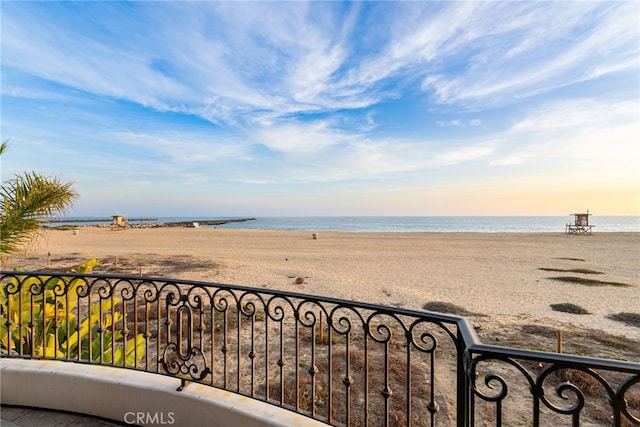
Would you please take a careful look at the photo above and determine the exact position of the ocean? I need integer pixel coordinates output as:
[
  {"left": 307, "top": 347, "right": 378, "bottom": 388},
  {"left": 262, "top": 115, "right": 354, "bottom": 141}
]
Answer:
[{"left": 48, "top": 216, "right": 640, "bottom": 233}]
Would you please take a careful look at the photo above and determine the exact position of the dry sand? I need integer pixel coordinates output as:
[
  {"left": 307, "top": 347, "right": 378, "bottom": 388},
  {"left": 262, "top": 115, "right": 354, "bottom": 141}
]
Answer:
[{"left": 5, "top": 227, "right": 640, "bottom": 343}]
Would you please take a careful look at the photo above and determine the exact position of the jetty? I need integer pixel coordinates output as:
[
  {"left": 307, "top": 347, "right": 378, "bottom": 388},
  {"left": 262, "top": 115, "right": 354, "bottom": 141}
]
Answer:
[
  {"left": 134, "top": 218, "right": 256, "bottom": 228},
  {"left": 43, "top": 217, "right": 256, "bottom": 229}
]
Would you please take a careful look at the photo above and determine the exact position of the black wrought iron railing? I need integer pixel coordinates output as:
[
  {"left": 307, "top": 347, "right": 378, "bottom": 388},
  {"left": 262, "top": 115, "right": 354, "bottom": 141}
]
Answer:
[{"left": 1, "top": 271, "right": 638, "bottom": 426}]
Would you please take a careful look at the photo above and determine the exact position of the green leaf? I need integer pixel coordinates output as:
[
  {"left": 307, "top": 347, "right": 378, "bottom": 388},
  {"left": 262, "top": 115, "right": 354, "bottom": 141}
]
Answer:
[
  {"left": 125, "top": 334, "right": 147, "bottom": 366},
  {"left": 1, "top": 259, "right": 145, "bottom": 365}
]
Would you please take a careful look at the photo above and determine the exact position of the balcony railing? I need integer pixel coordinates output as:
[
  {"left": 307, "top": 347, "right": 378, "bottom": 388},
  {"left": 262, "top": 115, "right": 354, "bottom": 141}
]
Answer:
[{"left": 1, "top": 270, "right": 639, "bottom": 426}]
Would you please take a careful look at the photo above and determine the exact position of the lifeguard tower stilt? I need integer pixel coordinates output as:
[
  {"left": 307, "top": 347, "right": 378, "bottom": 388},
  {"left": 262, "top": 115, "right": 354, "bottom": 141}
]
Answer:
[{"left": 565, "top": 210, "right": 594, "bottom": 235}]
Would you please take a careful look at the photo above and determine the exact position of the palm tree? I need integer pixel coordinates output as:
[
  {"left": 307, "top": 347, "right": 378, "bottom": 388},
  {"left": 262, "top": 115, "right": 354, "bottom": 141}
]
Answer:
[{"left": 0, "top": 140, "right": 79, "bottom": 254}]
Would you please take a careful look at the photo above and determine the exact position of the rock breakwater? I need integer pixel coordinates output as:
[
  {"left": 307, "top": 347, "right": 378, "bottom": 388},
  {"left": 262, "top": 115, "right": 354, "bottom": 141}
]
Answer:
[{"left": 96, "top": 218, "right": 256, "bottom": 229}]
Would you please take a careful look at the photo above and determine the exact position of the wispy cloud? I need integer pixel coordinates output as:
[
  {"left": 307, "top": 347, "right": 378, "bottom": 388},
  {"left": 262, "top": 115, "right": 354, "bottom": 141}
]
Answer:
[
  {"left": 436, "top": 119, "right": 483, "bottom": 128},
  {"left": 480, "top": 98, "right": 639, "bottom": 179},
  {"left": 1, "top": 1, "right": 637, "bottom": 215},
  {"left": 420, "top": 2, "right": 639, "bottom": 107},
  {"left": 4, "top": 2, "right": 637, "bottom": 122}
]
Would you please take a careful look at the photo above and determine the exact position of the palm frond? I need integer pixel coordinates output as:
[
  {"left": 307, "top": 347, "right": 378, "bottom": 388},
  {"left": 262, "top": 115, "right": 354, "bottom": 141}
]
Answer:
[{"left": 1, "top": 172, "right": 79, "bottom": 254}]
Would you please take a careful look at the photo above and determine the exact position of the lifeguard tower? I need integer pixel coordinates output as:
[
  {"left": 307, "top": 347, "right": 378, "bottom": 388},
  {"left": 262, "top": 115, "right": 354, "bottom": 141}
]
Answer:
[
  {"left": 111, "top": 215, "right": 128, "bottom": 230},
  {"left": 565, "top": 211, "right": 593, "bottom": 235}
]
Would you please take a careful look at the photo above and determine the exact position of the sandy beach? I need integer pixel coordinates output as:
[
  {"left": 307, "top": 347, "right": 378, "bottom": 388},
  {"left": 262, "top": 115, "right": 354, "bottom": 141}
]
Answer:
[{"left": 4, "top": 227, "right": 639, "bottom": 343}]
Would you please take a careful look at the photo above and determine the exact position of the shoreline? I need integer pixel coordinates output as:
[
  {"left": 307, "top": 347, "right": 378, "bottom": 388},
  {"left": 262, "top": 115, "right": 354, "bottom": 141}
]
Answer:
[{"left": 5, "top": 228, "right": 640, "bottom": 344}]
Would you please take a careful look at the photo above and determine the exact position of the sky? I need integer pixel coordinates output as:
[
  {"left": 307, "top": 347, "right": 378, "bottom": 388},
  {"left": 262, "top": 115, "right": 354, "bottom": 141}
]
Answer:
[{"left": 1, "top": 1, "right": 639, "bottom": 217}]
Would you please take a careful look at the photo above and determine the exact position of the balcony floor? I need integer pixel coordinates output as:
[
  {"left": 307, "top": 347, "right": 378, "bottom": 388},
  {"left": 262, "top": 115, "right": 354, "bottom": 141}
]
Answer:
[{"left": 1, "top": 405, "right": 126, "bottom": 427}]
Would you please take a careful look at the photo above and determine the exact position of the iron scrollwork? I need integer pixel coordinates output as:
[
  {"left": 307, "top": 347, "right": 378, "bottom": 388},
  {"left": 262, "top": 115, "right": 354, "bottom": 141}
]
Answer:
[
  {"left": 159, "top": 288, "right": 210, "bottom": 383},
  {"left": 2, "top": 270, "right": 639, "bottom": 426}
]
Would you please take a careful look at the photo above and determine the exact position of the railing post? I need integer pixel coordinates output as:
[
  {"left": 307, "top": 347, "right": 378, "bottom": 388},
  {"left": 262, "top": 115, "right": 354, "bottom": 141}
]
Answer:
[{"left": 456, "top": 329, "right": 469, "bottom": 427}]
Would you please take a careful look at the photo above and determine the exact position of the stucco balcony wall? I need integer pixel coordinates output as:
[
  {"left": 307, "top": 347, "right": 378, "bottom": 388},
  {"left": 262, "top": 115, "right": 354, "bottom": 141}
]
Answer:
[{"left": 1, "top": 359, "right": 326, "bottom": 427}]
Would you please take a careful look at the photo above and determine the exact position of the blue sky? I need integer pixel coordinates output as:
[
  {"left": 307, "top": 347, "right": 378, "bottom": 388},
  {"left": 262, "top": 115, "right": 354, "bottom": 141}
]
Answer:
[{"left": 1, "top": 1, "right": 638, "bottom": 217}]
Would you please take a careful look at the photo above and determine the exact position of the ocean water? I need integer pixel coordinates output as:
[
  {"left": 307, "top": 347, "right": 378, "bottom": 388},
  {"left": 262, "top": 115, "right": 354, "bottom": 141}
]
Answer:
[
  {"left": 49, "top": 216, "right": 640, "bottom": 233},
  {"left": 213, "top": 216, "right": 639, "bottom": 232}
]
